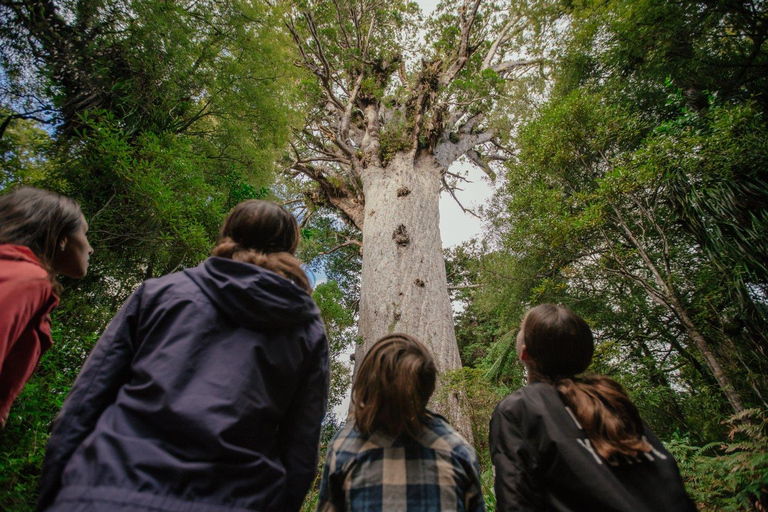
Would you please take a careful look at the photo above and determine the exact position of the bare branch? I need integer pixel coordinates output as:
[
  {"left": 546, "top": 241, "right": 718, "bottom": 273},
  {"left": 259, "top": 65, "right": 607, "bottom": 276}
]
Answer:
[
  {"left": 482, "top": 17, "right": 520, "bottom": 70},
  {"left": 435, "top": 129, "right": 495, "bottom": 169},
  {"left": 441, "top": 176, "right": 480, "bottom": 219},
  {"left": 286, "top": 15, "right": 345, "bottom": 112},
  {"left": 445, "top": 170, "right": 470, "bottom": 182},
  {"left": 311, "top": 237, "right": 363, "bottom": 259},
  {"left": 459, "top": 112, "right": 484, "bottom": 133},
  {"left": 492, "top": 58, "right": 542, "bottom": 75},
  {"left": 448, "top": 284, "right": 482, "bottom": 290},
  {"left": 465, "top": 149, "right": 497, "bottom": 180},
  {"left": 90, "top": 191, "right": 117, "bottom": 221},
  {"left": 339, "top": 73, "right": 365, "bottom": 151}
]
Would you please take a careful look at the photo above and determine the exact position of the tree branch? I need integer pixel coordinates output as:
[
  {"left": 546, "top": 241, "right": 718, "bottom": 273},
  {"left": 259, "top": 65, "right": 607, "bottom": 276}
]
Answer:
[
  {"left": 448, "top": 283, "right": 482, "bottom": 290},
  {"left": 311, "top": 237, "right": 363, "bottom": 259},
  {"left": 0, "top": 109, "right": 51, "bottom": 139},
  {"left": 441, "top": 175, "right": 480, "bottom": 219},
  {"left": 439, "top": 0, "right": 482, "bottom": 88},
  {"left": 481, "top": 16, "right": 520, "bottom": 70},
  {"left": 465, "top": 149, "right": 497, "bottom": 180},
  {"left": 492, "top": 58, "right": 542, "bottom": 75}
]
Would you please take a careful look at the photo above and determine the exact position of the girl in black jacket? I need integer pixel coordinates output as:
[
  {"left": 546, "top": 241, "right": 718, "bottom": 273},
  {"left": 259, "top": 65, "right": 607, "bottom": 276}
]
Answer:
[
  {"left": 38, "top": 200, "right": 329, "bottom": 512},
  {"left": 490, "top": 304, "right": 696, "bottom": 512}
]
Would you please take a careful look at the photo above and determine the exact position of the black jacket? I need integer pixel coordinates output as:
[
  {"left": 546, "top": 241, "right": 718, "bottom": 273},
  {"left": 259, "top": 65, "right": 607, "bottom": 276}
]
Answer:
[
  {"left": 38, "top": 257, "right": 329, "bottom": 512},
  {"left": 490, "top": 382, "right": 697, "bottom": 512}
]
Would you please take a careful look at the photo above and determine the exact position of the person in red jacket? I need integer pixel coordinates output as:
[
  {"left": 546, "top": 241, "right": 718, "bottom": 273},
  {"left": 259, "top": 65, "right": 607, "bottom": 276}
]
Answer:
[{"left": 0, "top": 187, "right": 93, "bottom": 426}]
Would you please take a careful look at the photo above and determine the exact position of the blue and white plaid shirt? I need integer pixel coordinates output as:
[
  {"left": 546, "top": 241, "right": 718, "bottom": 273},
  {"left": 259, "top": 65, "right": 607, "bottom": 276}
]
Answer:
[{"left": 317, "top": 412, "right": 485, "bottom": 512}]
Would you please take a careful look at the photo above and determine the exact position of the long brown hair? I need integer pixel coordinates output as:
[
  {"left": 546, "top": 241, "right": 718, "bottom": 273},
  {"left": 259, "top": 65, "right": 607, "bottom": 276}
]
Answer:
[
  {"left": 521, "top": 304, "right": 651, "bottom": 461},
  {"left": 0, "top": 187, "right": 83, "bottom": 276},
  {"left": 352, "top": 333, "right": 437, "bottom": 437},
  {"left": 211, "top": 200, "right": 311, "bottom": 293}
]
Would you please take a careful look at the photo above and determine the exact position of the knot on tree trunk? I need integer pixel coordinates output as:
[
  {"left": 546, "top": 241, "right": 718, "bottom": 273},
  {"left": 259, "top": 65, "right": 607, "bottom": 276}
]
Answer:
[{"left": 392, "top": 224, "right": 410, "bottom": 246}]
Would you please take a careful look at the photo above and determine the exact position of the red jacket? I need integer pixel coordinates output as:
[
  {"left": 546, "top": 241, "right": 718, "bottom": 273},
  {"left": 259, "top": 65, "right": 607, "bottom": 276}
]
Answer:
[{"left": 0, "top": 244, "right": 59, "bottom": 424}]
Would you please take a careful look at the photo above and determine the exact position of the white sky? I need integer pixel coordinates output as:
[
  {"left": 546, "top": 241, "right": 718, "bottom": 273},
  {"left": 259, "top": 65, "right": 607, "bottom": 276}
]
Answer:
[
  {"left": 439, "top": 162, "right": 494, "bottom": 248},
  {"left": 419, "top": 0, "right": 440, "bottom": 15}
]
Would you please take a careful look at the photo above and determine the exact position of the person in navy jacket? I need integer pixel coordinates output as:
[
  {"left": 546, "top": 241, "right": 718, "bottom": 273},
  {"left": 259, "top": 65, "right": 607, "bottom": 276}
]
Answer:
[{"left": 38, "top": 200, "right": 330, "bottom": 512}]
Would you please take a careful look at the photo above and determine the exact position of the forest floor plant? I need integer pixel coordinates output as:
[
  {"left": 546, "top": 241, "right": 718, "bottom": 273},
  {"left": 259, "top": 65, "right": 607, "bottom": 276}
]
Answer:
[{"left": 666, "top": 408, "right": 768, "bottom": 511}]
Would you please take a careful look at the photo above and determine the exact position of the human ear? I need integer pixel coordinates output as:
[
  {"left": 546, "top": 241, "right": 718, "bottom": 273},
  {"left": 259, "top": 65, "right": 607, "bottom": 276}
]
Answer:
[
  {"left": 519, "top": 344, "right": 532, "bottom": 362},
  {"left": 59, "top": 237, "right": 68, "bottom": 252}
]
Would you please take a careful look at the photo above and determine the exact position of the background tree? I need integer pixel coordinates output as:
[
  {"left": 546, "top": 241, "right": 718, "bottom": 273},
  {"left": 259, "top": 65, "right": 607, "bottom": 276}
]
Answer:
[{"left": 0, "top": 0, "right": 304, "bottom": 509}]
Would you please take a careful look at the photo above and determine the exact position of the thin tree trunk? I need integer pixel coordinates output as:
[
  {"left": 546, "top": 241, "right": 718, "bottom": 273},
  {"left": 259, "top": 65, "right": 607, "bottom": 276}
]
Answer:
[
  {"left": 354, "top": 152, "right": 470, "bottom": 439},
  {"left": 611, "top": 203, "right": 746, "bottom": 414},
  {"left": 672, "top": 302, "right": 746, "bottom": 414},
  {"left": 635, "top": 338, "right": 699, "bottom": 440}
]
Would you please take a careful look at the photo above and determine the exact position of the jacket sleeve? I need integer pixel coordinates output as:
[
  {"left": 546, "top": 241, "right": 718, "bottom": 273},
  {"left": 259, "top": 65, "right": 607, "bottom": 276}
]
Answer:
[
  {"left": 37, "top": 285, "right": 143, "bottom": 511},
  {"left": 489, "top": 401, "right": 542, "bottom": 512},
  {"left": 0, "top": 275, "right": 54, "bottom": 424},
  {"left": 277, "top": 327, "right": 330, "bottom": 512},
  {"left": 460, "top": 443, "right": 486, "bottom": 512},
  {"left": 316, "top": 442, "right": 344, "bottom": 512}
]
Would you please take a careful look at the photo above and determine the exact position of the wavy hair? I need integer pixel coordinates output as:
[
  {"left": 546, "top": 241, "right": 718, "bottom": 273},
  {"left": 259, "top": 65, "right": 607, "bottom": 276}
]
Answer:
[
  {"left": 211, "top": 200, "right": 310, "bottom": 293},
  {"left": 353, "top": 333, "right": 437, "bottom": 437},
  {"left": 521, "top": 304, "right": 652, "bottom": 461}
]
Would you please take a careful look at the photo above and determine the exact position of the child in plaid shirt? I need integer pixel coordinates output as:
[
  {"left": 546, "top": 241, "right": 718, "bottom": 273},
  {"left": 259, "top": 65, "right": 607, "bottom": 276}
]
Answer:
[{"left": 318, "top": 333, "right": 485, "bottom": 512}]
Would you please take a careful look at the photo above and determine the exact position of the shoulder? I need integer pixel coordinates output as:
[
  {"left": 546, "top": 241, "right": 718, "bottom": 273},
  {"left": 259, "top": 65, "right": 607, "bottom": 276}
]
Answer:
[
  {"left": 0, "top": 256, "right": 54, "bottom": 302},
  {"left": 421, "top": 414, "right": 476, "bottom": 458},
  {"left": 494, "top": 383, "right": 558, "bottom": 418},
  {"left": 326, "top": 420, "right": 369, "bottom": 471},
  {"left": 491, "top": 383, "right": 564, "bottom": 442},
  {"left": 0, "top": 255, "right": 50, "bottom": 282},
  {"left": 140, "top": 270, "right": 207, "bottom": 304}
]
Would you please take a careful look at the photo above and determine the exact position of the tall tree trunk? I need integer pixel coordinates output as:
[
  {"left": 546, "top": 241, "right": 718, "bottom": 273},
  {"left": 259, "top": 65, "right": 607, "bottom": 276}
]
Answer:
[
  {"left": 354, "top": 152, "right": 470, "bottom": 439},
  {"left": 610, "top": 203, "right": 747, "bottom": 415},
  {"left": 671, "top": 302, "right": 746, "bottom": 414}
]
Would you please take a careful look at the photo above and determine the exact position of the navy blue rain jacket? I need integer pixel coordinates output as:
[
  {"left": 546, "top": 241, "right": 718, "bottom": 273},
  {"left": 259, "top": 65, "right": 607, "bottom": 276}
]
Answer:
[{"left": 38, "top": 257, "right": 329, "bottom": 512}]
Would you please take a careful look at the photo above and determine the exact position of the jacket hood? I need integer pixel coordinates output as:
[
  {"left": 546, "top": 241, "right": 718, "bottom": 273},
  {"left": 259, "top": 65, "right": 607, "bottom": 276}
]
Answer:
[
  {"left": 184, "top": 256, "right": 320, "bottom": 331},
  {"left": 0, "top": 244, "right": 43, "bottom": 266}
]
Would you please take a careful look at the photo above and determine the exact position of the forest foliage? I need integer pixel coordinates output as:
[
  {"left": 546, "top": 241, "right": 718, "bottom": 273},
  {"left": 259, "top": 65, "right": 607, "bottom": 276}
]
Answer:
[
  {"left": 447, "top": 0, "right": 768, "bottom": 508},
  {"left": 1, "top": 0, "right": 767, "bottom": 510}
]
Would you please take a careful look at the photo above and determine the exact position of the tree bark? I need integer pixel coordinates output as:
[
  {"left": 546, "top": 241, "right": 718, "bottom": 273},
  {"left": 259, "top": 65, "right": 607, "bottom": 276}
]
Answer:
[
  {"left": 354, "top": 151, "right": 470, "bottom": 439},
  {"left": 671, "top": 302, "right": 746, "bottom": 414}
]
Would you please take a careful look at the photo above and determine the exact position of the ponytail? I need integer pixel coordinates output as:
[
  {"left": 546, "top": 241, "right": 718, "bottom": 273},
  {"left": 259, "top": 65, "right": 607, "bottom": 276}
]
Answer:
[
  {"left": 212, "top": 200, "right": 311, "bottom": 294},
  {"left": 555, "top": 376, "right": 652, "bottom": 461},
  {"left": 212, "top": 237, "right": 311, "bottom": 293}
]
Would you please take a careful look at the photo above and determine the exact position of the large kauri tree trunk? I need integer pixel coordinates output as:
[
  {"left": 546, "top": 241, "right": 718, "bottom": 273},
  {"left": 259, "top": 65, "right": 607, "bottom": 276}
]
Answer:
[
  {"left": 356, "top": 153, "right": 467, "bottom": 434},
  {"left": 287, "top": 0, "right": 542, "bottom": 440}
]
